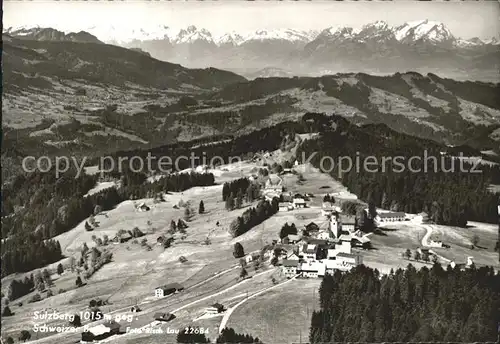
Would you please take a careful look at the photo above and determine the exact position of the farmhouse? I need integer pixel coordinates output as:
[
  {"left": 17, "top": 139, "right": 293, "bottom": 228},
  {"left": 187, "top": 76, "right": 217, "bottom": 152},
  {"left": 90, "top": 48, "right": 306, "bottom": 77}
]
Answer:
[
  {"left": 299, "top": 244, "right": 318, "bottom": 262},
  {"left": 300, "top": 261, "right": 325, "bottom": 278},
  {"left": 351, "top": 232, "right": 371, "bottom": 247},
  {"left": 282, "top": 259, "right": 299, "bottom": 278},
  {"left": 281, "top": 234, "right": 301, "bottom": 244},
  {"left": 81, "top": 321, "right": 120, "bottom": 342},
  {"left": 245, "top": 252, "right": 261, "bottom": 263},
  {"left": 154, "top": 312, "right": 175, "bottom": 322},
  {"left": 375, "top": 212, "right": 406, "bottom": 223},
  {"left": 278, "top": 202, "right": 294, "bottom": 212},
  {"left": 339, "top": 215, "right": 356, "bottom": 233},
  {"left": 335, "top": 252, "right": 363, "bottom": 271},
  {"left": 137, "top": 202, "right": 150, "bottom": 212},
  {"left": 449, "top": 256, "right": 474, "bottom": 270},
  {"left": 429, "top": 239, "right": 443, "bottom": 248},
  {"left": 292, "top": 197, "right": 306, "bottom": 208},
  {"left": 154, "top": 283, "right": 183, "bottom": 298},
  {"left": 205, "top": 303, "right": 225, "bottom": 315}
]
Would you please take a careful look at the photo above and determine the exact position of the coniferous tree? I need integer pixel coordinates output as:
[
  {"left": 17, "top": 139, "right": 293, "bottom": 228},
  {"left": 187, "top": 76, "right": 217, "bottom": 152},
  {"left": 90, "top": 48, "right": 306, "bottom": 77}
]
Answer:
[
  {"left": 198, "top": 200, "right": 205, "bottom": 214},
  {"left": 2, "top": 305, "right": 13, "bottom": 316},
  {"left": 233, "top": 242, "right": 245, "bottom": 258},
  {"left": 75, "top": 276, "right": 83, "bottom": 287}
]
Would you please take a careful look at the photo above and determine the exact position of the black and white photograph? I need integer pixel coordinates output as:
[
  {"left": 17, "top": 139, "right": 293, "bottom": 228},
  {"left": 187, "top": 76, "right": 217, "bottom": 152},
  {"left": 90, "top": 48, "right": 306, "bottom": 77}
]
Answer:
[{"left": 2, "top": 0, "right": 500, "bottom": 343}]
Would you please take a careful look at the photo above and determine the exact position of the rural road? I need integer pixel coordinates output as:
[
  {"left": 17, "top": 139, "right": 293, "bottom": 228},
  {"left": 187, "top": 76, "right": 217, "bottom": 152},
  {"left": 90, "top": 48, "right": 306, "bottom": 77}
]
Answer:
[
  {"left": 101, "top": 267, "right": 276, "bottom": 342},
  {"left": 105, "top": 264, "right": 240, "bottom": 316},
  {"left": 420, "top": 225, "right": 451, "bottom": 263},
  {"left": 421, "top": 225, "right": 433, "bottom": 246},
  {"left": 218, "top": 275, "right": 298, "bottom": 333},
  {"left": 26, "top": 265, "right": 240, "bottom": 344}
]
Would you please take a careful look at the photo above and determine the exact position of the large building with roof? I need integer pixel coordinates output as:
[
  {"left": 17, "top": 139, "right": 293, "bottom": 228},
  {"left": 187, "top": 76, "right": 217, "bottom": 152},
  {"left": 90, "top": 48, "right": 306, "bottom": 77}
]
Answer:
[{"left": 154, "top": 283, "right": 184, "bottom": 298}]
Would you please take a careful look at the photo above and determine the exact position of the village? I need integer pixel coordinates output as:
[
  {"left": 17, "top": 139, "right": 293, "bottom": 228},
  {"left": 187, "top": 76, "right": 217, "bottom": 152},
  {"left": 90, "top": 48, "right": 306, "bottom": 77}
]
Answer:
[{"left": 1, "top": 152, "right": 498, "bottom": 344}]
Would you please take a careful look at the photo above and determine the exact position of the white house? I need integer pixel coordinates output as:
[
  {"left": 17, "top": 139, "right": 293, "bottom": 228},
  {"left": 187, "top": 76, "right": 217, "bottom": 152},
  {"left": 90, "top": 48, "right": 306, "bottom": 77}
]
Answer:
[
  {"left": 282, "top": 259, "right": 299, "bottom": 278},
  {"left": 339, "top": 215, "right": 356, "bottom": 233},
  {"left": 293, "top": 197, "right": 306, "bottom": 209},
  {"left": 154, "top": 283, "right": 183, "bottom": 298},
  {"left": 375, "top": 212, "right": 406, "bottom": 223},
  {"left": 335, "top": 252, "right": 362, "bottom": 271},
  {"left": 300, "top": 261, "right": 324, "bottom": 278},
  {"left": 204, "top": 303, "right": 224, "bottom": 315},
  {"left": 278, "top": 202, "right": 294, "bottom": 212},
  {"left": 299, "top": 244, "right": 318, "bottom": 262},
  {"left": 429, "top": 239, "right": 443, "bottom": 248}
]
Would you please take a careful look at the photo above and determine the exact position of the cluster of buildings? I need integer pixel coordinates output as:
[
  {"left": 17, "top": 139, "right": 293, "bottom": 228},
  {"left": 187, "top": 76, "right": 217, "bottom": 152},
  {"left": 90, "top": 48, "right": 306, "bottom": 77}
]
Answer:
[
  {"left": 262, "top": 174, "right": 308, "bottom": 210},
  {"left": 279, "top": 206, "right": 372, "bottom": 278}
]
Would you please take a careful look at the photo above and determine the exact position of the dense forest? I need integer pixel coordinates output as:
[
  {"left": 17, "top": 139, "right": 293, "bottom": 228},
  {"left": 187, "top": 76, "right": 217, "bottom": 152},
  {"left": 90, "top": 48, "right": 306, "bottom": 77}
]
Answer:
[
  {"left": 310, "top": 264, "right": 500, "bottom": 342},
  {"left": 229, "top": 199, "right": 279, "bottom": 237},
  {"left": 297, "top": 113, "right": 500, "bottom": 226},
  {"left": 222, "top": 178, "right": 251, "bottom": 202}
]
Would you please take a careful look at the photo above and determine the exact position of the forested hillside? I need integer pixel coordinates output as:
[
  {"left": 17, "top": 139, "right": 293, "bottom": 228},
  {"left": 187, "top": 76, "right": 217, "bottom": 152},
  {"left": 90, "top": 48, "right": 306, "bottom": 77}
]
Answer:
[{"left": 310, "top": 264, "right": 500, "bottom": 342}]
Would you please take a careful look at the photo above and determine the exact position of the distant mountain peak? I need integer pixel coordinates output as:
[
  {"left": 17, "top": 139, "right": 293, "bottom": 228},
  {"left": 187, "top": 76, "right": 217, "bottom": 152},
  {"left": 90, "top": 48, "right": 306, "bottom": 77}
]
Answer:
[
  {"left": 243, "top": 28, "right": 314, "bottom": 44},
  {"left": 175, "top": 25, "right": 214, "bottom": 44},
  {"left": 394, "top": 19, "right": 455, "bottom": 44},
  {"left": 3, "top": 26, "right": 102, "bottom": 44}
]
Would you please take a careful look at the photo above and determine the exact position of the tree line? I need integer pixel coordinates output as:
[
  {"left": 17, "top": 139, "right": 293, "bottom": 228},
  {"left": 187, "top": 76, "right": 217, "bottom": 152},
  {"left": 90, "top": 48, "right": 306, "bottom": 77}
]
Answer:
[
  {"left": 310, "top": 264, "right": 500, "bottom": 342},
  {"left": 229, "top": 199, "right": 279, "bottom": 237}
]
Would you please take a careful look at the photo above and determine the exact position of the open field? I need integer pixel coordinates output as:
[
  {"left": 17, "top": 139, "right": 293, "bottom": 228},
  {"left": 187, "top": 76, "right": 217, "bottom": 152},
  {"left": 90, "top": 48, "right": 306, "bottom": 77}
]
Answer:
[{"left": 226, "top": 278, "right": 321, "bottom": 344}]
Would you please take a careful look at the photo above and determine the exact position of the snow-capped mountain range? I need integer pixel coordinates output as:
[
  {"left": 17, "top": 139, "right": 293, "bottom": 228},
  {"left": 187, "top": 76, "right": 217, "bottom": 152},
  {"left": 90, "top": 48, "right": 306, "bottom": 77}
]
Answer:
[
  {"left": 4, "top": 20, "right": 499, "bottom": 81},
  {"left": 4, "top": 24, "right": 318, "bottom": 46},
  {"left": 5, "top": 19, "right": 497, "bottom": 47}
]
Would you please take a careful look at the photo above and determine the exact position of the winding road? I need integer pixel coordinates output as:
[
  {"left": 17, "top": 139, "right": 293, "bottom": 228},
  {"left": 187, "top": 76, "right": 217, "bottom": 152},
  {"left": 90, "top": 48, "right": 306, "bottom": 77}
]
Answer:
[{"left": 420, "top": 224, "right": 451, "bottom": 263}]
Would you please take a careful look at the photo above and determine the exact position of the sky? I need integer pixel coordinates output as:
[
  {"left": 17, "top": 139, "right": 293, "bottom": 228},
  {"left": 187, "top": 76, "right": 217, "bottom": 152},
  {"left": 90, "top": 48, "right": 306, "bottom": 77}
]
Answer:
[{"left": 4, "top": 0, "right": 500, "bottom": 40}]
